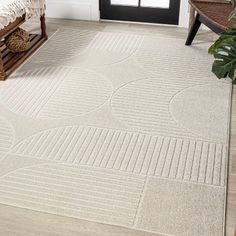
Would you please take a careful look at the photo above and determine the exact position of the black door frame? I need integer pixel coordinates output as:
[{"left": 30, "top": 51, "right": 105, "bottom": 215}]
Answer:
[{"left": 100, "top": 0, "right": 181, "bottom": 25}]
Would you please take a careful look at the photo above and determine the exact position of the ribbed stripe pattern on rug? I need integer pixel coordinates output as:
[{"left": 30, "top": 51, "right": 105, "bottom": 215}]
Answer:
[
  {"left": 0, "top": 28, "right": 232, "bottom": 236},
  {"left": 0, "top": 164, "right": 145, "bottom": 226},
  {"left": 0, "top": 117, "right": 14, "bottom": 160},
  {"left": 0, "top": 67, "right": 112, "bottom": 119},
  {"left": 11, "top": 126, "right": 227, "bottom": 187}
]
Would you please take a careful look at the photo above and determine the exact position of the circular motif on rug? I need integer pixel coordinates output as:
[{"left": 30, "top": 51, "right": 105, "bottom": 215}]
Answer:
[
  {"left": 29, "top": 30, "right": 143, "bottom": 67},
  {"left": 169, "top": 83, "right": 230, "bottom": 142},
  {"left": 111, "top": 78, "right": 199, "bottom": 139},
  {"left": 69, "top": 32, "right": 143, "bottom": 67},
  {"left": 134, "top": 37, "right": 213, "bottom": 80},
  {"left": 0, "top": 117, "right": 14, "bottom": 158},
  {"left": 0, "top": 67, "right": 113, "bottom": 119},
  {"left": 31, "top": 29, "right": 97, "bottom": 63}
]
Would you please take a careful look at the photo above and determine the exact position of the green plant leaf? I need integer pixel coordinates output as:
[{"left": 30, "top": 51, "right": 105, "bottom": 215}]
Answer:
[
  {"left": 210, "top": 36, "right": 236, "bottom": 82},
  {"left": 208, "top": 35, "right": 232, "bottom": 54},
  {"left": 225, "top": 26, "right": 236, "bottom": 34},
  {"left": 208, "top": 27, "right": 236, "bottom": 54}
]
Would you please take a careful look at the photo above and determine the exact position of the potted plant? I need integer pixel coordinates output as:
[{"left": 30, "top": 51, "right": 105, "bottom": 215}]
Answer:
[{"left": 208, "top": 1, "right": 236, "bottom": 84}]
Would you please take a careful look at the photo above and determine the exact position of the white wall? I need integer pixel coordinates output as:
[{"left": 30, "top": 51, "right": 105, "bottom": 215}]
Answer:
[
  {"left": 46, "top": 0, "right": 190, "bottom": 27},
  {"left": 46, "top": 0, "right": 100, "bottom": 21},
  {"left": 179, "top": 0, "right": 189, "bottom": 28}
]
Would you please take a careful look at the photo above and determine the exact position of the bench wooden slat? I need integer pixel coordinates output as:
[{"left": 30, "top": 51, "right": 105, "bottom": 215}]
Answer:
[{"left": 0, "top": 14, "right": 47, "bottom": 80}]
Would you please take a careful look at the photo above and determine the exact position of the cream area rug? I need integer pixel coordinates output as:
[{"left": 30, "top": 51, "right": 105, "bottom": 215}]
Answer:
[{"left": 0, "top": 27, "right": 232, "bottom": 236}]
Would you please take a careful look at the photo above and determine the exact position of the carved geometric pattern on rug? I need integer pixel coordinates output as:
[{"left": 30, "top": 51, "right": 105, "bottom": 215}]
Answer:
[
  {"left": 28, "top": 29, "right": 98, "bottom": 63},
  {"left": 0, "top": 67, "right": 113, "bottom": 119},
  {"left": 86, "top": 32, "right": 143, "bottom": 54},
  {"left": 134, "top": 36, "right": 214, "bottom": 79},
  {"left": 0, "top": 163, "right": 146, "bottom": 227},
  {"left": 25, "top": 31, "right": 143, "bottom": 68},
  {"left": 11, "top": 126, "right": 227, "bottom": 186},
  {"left": 136, "top": 178, "right": 225, "bottom": 236},
  {"left": 111, "top": 79, "right": 231, "bottom": 143},
  {"left": 0, "top": 117, "right": 14, "bottom": 160}
]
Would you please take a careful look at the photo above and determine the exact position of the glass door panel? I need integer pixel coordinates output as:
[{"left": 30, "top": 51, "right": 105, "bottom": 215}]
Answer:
[
  {"left": 100, "top": 0, "right": 180, "bottom": 25},
  {"left": 140, "top": 0, "right": 170, "bottom": 8},
  {"left": 111, "top": 0, "right": 139, "bottom": 6}
]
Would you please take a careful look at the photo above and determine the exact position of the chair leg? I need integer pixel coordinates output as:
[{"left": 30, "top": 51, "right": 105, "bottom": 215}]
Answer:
[
  {"left": 185, "top": 13, "right": 201, "bottom": 46},
  {"left": 40, "top": 14, "right": 48, "bottom": 39},
  {"left": 189, "top": 6, "right": 195, "bottom": 30}
]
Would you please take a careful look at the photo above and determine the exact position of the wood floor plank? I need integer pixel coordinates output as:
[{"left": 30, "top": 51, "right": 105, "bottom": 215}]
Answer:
[
  {"left": 227, "top": 86, "right": 236, "bottom": 236},
  {"left": 0, "top": 204, "right": 160, "bottom": 236}
]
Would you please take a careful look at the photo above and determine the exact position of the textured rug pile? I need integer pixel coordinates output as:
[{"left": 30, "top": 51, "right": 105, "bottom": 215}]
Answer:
[{"left": 0, "top": 28, "right": 232, "bottom": 236}]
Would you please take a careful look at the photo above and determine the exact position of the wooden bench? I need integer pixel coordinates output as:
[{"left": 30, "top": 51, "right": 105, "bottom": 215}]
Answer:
[
  {"left": 185, "top": 0, "right": 236, "bottom": 45},
  {"left": 0, "top": 14, "right": 47, "bottom": 80}
]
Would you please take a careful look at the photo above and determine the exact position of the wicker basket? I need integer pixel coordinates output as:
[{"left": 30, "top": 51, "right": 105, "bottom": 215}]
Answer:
[{"left": 5, "top": 28, "right": 29, "bottom": 53}]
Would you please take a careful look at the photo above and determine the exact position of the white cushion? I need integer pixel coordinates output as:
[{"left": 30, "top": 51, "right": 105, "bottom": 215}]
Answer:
[{"left": 0, "top": 0, "right": 45, "bottom": 30}]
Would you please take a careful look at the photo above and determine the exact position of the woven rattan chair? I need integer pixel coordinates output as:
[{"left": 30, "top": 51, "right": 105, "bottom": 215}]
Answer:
[{"left": 185, "top": 0, "right": 236, "bottom": 45}]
